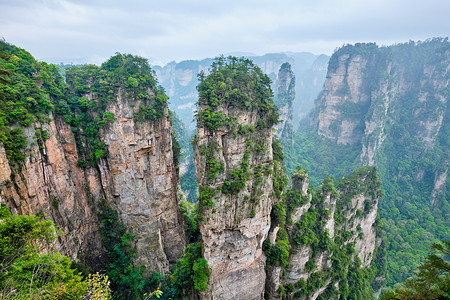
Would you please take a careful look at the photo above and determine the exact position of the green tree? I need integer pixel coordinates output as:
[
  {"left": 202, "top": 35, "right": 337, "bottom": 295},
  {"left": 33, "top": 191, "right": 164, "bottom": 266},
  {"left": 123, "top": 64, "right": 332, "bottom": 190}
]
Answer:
[
  {"left": 381, "top": 240, "right": 450, "bottom": 300},
  {"left": 0, "top": 205, "right": 91, "bottom": 299}
]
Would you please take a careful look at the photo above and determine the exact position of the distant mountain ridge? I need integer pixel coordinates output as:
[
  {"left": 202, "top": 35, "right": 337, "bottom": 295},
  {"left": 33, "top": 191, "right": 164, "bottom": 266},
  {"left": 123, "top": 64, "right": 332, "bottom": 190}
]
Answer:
[{"left": 153, "top": 52, "right": 329, "bottom": 130}]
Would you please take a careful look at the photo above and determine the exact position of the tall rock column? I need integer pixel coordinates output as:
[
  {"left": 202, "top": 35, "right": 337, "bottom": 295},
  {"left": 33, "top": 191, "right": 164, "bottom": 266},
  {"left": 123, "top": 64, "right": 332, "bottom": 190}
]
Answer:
[
  {"left": 274, "top": 62, "right": 295, "bottom": 141},
  {"left": 65, "top": 55, "right": 187, "bottom": 273},
  {"left": 193, "top": 57, "right": 280, "bottom": 299},
  {"left": 98, "top": 94, "right": 186, "bottom": 272}
]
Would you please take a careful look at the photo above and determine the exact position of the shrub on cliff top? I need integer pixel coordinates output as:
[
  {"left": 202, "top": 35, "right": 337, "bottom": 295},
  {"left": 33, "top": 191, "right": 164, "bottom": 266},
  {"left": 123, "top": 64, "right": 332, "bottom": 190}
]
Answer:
[{"left": 196, "top": 56, "right": 279, "bottom": 131}]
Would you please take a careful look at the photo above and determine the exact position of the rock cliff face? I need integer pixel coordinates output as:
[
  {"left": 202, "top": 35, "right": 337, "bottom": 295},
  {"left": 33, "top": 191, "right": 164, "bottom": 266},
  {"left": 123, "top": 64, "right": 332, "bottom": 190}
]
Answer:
[
  {"left": 193, "top": 57, "right": 281, "bottom": 299},
  {"left": 315, "top": 52, "right": 371, "bottom": 145},
  {"left": 0, "top": 117, "right": 105, "bottom": 268},
  {"left": 265, "top": 167, "right": 383, "bottom": 299},
  {"left": 0, "top": 51, "right": 186, "bottom": 273},
  {"left": 315, "top": 40, "right": 449, "bottom": 160},
  {"left": 97, "top": 93, "right": 186, "bottom": 271}
]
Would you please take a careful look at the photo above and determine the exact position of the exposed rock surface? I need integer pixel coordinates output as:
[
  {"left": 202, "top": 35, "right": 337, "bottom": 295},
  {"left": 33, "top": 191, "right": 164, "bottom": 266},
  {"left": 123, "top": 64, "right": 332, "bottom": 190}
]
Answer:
[
  {"left": 315, "top": 53, "right": 371, "bottom": 145},
  {"left": 0, "top": 117, "right": 104, "bottom": 267},
  {"left": 194, "top": 106, "right": 275, "bottom": 300},
  {"left": 99, "top": 94, "right": 186, "bottom": 272}
]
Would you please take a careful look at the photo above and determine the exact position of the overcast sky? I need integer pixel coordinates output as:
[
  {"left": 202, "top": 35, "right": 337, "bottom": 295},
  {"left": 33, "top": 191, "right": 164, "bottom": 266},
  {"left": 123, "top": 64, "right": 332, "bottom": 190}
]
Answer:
[{"left": 1, "top": 0, "right": 449, "bottom": 66}]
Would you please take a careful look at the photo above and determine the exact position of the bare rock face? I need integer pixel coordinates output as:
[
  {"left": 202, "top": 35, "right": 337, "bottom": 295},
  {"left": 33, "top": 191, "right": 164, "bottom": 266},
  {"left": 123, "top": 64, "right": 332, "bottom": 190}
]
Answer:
[
  {"left": 0, "top": 116, "right": 105, "bottom": 268},
  {"left": 98, "top": 93, "right": 186, "bottom": 272},
  {"left": 315, "top": 53, "right": 371, "bottom": 145},
  {"left": 274, "top": 63, "right": 295, "bottom": 139}
]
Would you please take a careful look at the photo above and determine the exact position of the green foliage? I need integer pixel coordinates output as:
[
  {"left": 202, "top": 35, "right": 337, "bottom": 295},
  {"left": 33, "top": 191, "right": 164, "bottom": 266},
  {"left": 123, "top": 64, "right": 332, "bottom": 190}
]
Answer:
[
  {"left": 180, "top": 200, "right": 200, "bottom": 243},
  {"left": 221, "top": 152, "right": 250, "bottom": 195},
  {"left": 196, "top": 56, "right": 278, "bottom": 131},
  {"left": 237, "top": 124, "right": 255, "bottom": 135},
  {"left": 204, "top": 141, "right": 224, "bottom": 183},
  {"left": 0, "top": 41, "right": 66, "bottom": 166},
  {"left": 0, "top": 205, "right": 95, "bottom": 299},
  {"left": 263, "top": 227, "right": 290, "bottom": 269},
  {"left": 271, "top": 202, "right": 287, "bottom": 227},
  {"left": 85, "top": 273, "right": 112, "bottom": 300},
  {"left": 198, "top": 185, "right": 215, "bottom": 208},
  {"left": 168, "top": 242, "right": 210, "bottom": 296},
  {"left": 292, "top": 209, "right": 320, "bottom": 247},
  {"left": 320, "top": 176, "right": 338, "bottom": 198},
  {"left": 135, "top": 90, "right": 167, "bottom": 122},
  {"left": 284, "top": 126, "right": 361, "bottom": 186},
  {"left": 305, "top": 259, "right": 317, "bottom": 272},
  {"left": 381, "top": 240, "right": 450, "bottom": 300}
]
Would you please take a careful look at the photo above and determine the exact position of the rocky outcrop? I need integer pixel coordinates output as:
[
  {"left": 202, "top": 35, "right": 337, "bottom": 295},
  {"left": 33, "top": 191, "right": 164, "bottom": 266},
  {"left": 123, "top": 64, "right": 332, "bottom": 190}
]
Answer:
[
  {"left": 315, "top": 51, "right": 373, "bottom": 145},
  {"left": 265, "top": 167, "right": 383, "bottom": 299},
  {"left": 193, "top": 58, "right": 280, "bottom": 299}
]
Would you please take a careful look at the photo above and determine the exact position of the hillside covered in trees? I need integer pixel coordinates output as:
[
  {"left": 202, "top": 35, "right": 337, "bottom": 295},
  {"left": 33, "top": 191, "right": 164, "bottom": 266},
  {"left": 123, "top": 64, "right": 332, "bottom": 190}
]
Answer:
[{"left": 286, "top": 38, "right": 449, "bottom": 292}]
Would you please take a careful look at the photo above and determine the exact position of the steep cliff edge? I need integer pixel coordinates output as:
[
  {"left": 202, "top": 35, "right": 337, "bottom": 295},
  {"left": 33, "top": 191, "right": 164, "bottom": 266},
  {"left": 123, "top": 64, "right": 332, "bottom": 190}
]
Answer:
[
  {"left": 0, "top": 43, "right": 185, "bottom": 274},
  {"left": 265, "top": 166, "right": 385, "bottom": 299},
  {"left": 193, "top": 57, "right": 282, "bottom": 299}
]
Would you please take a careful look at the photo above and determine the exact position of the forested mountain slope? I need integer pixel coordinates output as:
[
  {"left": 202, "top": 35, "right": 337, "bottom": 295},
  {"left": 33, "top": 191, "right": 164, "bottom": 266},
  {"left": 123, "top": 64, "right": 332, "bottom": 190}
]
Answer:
[
  {"left": 290, "top": 38, "right": 449, "bottom": 290},
  {"left": 0, "top": 41, "right": 386, "bottom": 299}
]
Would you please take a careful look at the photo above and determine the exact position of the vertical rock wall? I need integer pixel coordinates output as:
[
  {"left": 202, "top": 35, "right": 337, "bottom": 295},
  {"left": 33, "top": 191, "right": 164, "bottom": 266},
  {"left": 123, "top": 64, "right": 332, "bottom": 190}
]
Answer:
[
  {"left": 0, "top": 116, "right": 105, "bottom": 268},
  {"left": 193, "top": 58, "right": 280, "bottom": 299},
  {"left": 194, "top": 106, "right": 275, "bottom": 300},
  {"left": 99, "top": 92, "right": 186, "bottom": 272}
]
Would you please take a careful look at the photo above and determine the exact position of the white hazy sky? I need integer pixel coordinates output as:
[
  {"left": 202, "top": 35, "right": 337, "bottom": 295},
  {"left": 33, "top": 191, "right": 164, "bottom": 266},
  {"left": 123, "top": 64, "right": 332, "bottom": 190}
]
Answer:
[{"left": 1, "top": 0, "right": 449, "bottom": 66}]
